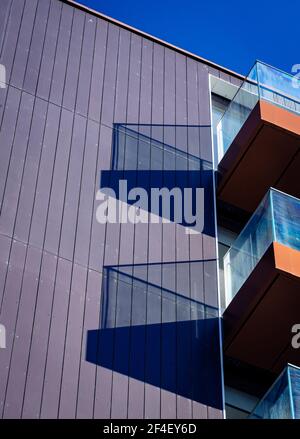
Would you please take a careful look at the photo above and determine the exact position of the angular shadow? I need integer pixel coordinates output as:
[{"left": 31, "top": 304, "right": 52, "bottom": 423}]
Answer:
[
  {"left": 99, "top": 169, "right": 215, "bottom": 237},
  {"left": 86, "top": 263, "right": 222, "bottom": 410},
  {"left": 86, "top": 318, "right": 222, "bottom": 409},
  {"left": 98, "top": 123, "right": 216, "bottom": 237}
]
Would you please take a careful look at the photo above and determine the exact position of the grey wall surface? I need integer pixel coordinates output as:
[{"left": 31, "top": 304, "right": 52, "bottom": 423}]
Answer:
[{"left": 0, "top": 0, "right": 240, "bottom": 419}]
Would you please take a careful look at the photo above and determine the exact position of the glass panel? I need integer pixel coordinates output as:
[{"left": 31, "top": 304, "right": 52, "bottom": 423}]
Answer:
[
  {"left": 257, "top": 62, "right": 300, "bottom": 114},
  {"left": 272, "top": 190, "right": 300, "bottom": 252},
  {"left": 211, "top": 94, "right": 230, "bottom": 165},
  {"left": 289, "top": 365, "right": 300, "bottom": 418},
  {"left": 249, "top": 366, "right": 292, "bottom": 419},
  {"left": 217, "top": 64, "right": 259, "bottom": 158},
  {"left": 224, "top": 191, "right": 273, "bottom": 306},
  {"left": 224, "top": 189, "right": 300, "bottom": 306},
  {"left": 249, "top": 365, "right": 300, "bottom": 419},
  {"left": 217, "top": 62, "right": 300, "bottom": 161},
  {"left": 218, "top": 242, "right": 230, "bottom": 311}
]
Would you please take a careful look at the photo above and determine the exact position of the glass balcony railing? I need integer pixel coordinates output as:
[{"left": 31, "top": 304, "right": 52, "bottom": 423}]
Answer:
[
  {"left": 217, "top": 61, "right": 300, "bottom": 161},
  {"left": 249, "top": 364, "right": 300, "bottom": 419},
  {"left": 224, "top": 188, "right": 300, "bottom": 307}
]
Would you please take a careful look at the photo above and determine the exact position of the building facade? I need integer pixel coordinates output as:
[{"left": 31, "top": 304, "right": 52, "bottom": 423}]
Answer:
[{"left": 0, "top": 0, "right": 299, "bottom": 420}]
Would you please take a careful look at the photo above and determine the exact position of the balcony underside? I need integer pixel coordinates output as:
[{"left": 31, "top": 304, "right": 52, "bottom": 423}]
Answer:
[
  {"left": 223, "top": 242, "right": 300, "bottom": 373},
  {"left": 218, "top": 100, "right": 300, "bottom": 213}
]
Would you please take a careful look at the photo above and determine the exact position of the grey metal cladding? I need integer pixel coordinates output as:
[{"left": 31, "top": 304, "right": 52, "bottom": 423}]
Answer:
[{"left": 0, "top": 0, "right": 239, "bottom": 419}]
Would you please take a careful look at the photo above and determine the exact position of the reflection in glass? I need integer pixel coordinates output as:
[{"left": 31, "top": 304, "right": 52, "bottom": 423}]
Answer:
[
  {"left": 217, "top": 61, "right": 300, "bottom": 161},
  {"left": 249, "top": 364, "right": 300, "bottom": 419},
  {"left": 224, "top": 188, "right": 300, "bottom": 306}
]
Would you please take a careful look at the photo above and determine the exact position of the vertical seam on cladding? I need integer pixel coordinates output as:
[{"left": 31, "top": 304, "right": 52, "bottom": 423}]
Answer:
[
  {"left": 74, "top": 11, "right": 98, "bottom": 420},
  {"left": 90, "top": 19, "right": 109, "bottom": 419}
]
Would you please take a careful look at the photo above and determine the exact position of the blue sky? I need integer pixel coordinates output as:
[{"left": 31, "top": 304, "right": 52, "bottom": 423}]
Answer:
[{"left": 77, "top": 0, "right": 299, "bottom": 76}]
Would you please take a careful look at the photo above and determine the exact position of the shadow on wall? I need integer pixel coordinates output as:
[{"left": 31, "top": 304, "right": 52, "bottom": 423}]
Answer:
[
  {"left": 86, "top": 319, "right": 222, "bottom": 409},
  {"left": 85, "top": 265, "right": 223, "bottom": 410},
  {"left": 99, "top": 169, "right": 215, "bottom": 237},
  {"left": 105, "top": 123, "right": 216, "bottom": 238},
  {"left": 90, "top": 122, "right": 220, "bottom": 409}
]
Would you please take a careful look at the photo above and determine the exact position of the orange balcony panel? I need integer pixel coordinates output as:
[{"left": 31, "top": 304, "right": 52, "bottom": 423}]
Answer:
[
  {"left": 223, "top": 242, "right": 300, "bottom": 373},
  {"left": 218, "top": 100, "right": 300, "bottom": 213}
]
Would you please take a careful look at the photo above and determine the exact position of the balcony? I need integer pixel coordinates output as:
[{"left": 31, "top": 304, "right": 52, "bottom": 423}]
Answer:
[
  {"left": 217, "top": 61, "right": 300, "bottom": 213},
  {"left": 249, "top": 364, "right": 300, "bottom": 419},
  {"left": 223, "top": 189, "right": 300, "bottom": 372}
]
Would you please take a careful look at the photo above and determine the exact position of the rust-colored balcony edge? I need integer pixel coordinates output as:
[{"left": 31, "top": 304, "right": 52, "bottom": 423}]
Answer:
[
  {"left": 217, "top": 100, "right": 300, "bottom": 213},
  {"left": 223, "top": 242, "right": 300, "bottom": 372}
]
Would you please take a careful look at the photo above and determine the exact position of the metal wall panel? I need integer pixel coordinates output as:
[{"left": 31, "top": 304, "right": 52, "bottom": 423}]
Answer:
[
  {"left": 4, "top": 244, "right": 42, "bottom": 419},
  {"left": 0, "top": 91, "right": 35, "bottom": 237},
  {"left": 0, "top": 0, "right": 26, "bottom": 83},
  {"left": 0, "top": 239, "right": 27, "bottom": 416},
  {"left": 0, "top": 0, "right": 13, "bottom": 55},
  {"left": 22, "top": 250, "right": 58, "bottom": 418},
  {"left": 0, "top": 87, "right": 21, "bottom": 208},
  {"left": 76, "top": 269, "right": 102, "bottom": 418},
  {"left": 62, "top": 7, "right": 85, "bottom": 112},
  {"left": 36, "top": 0, "right": 62, "bottom": 101},
  {"left": 40, "top": 256, "right": 72, "bottom": 419},
  {"left": 22, "top": 0, "right": 51, "bottom": 95},
  {"left": 48, "top": 3, "right": 73, "bottom": 106},
  {"left": 0, "top": 0, "right": 241, "bottom": 419}
]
